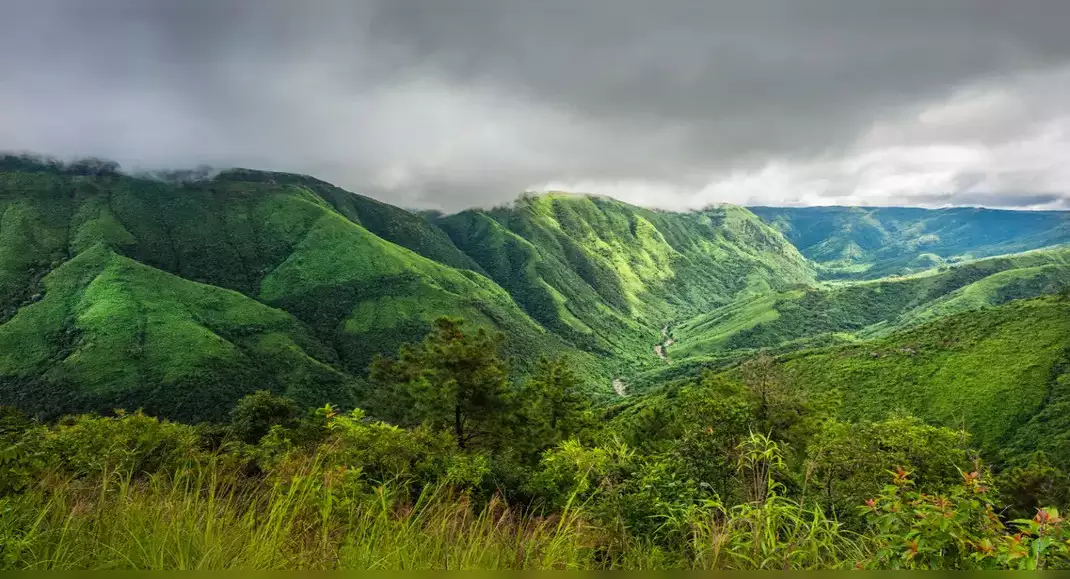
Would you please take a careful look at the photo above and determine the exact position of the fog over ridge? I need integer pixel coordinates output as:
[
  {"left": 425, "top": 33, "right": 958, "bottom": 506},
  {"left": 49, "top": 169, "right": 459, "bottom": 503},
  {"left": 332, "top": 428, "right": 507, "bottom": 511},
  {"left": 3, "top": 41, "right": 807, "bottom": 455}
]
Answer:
[{"left": 2, "top": 0, "right": 1070, "bottom": 210}]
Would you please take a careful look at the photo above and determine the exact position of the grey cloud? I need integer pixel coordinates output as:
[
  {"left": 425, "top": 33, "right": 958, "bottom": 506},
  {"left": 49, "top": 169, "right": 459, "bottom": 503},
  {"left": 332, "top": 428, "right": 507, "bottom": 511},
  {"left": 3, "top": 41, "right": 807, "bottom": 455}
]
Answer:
[
  {"left": 1, "top": 0, "right": 1070, "bottom": 210},
  {"left": 899, "top": 191, "right": 1069, "bottom": 209}
]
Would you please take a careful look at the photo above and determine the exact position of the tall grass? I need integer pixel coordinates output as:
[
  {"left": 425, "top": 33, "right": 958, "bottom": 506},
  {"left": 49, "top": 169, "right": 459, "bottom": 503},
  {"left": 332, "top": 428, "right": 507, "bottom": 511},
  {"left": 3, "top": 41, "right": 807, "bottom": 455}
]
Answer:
[
  {"left": 0, "top": 457, "right": 603, "bottom": 570},
  {"left": 0, "top": 454, "right": 869, "bottom": 570}
]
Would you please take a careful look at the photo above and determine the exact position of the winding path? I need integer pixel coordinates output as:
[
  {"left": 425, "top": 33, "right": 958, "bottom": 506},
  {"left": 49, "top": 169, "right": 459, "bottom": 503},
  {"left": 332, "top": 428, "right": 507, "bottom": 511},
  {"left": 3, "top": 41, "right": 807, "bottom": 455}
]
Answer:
[
  {"left": 612, "top": 324, "right": 678, "bottom": 397},
  {"left": 654, "top": 325, "right": 674, "bottom": 361}
]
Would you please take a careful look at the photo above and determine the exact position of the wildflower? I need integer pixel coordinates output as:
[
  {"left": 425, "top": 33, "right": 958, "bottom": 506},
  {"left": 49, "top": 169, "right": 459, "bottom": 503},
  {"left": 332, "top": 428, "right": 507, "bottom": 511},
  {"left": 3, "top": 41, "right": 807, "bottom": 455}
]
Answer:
[
  {"left": 892, "top": 466, "right": 911, "bottom": 485},
  {"left": 906, "top": 539, "right": 919, "bottom": 559}
]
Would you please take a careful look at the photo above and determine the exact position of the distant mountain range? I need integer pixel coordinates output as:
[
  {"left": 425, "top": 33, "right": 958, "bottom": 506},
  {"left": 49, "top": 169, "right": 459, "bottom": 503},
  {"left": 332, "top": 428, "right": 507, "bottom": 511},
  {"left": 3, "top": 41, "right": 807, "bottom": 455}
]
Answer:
[{"left": 750, "top": 205, "right": 1070, "bottom": 279}]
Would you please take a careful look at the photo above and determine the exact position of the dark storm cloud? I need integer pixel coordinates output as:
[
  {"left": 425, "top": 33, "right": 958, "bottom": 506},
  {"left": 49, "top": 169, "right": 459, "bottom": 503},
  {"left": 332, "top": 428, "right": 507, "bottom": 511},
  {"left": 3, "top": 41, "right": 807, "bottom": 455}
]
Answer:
[{"left": 2, "top": 0, "right": 1070, "bottom": 210}]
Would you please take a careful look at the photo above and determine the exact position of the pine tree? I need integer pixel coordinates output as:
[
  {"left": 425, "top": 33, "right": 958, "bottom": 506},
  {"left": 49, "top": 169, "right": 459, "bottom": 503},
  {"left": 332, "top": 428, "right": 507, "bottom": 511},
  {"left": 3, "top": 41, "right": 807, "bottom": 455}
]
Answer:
[
  {"left": 370, "top": 317, "right": 510, "bottom": 449},
  {"left": 525, "top": 356, "right": 590, "bottom": 444}
]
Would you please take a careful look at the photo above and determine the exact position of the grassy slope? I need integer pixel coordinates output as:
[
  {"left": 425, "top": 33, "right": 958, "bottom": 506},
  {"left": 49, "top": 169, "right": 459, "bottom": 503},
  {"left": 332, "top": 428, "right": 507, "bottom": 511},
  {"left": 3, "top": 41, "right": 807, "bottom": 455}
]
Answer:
[
  {"left": 433, "top": 194, "right": 814, "bottom": 365},
  {"left": 213, "top": 169, "right": 485, "bottom": 274},
  {"left": 777, "top": 295, "right": 1070, "bottom": 452},
  {"left": 0, "top": 244, "right": 354, "bottom": 421},
  {"left": 750, "top": 205, "right": 1070, "bottom": 280},
  {"left": 0, "top": 162, "right": 603, "bottom": 419},
  {"left": 672, "top": 247, "right": 1070, "bottom": 358},
  {"left": 620, "top": 295, "right": 1070, "bottom": 456}
]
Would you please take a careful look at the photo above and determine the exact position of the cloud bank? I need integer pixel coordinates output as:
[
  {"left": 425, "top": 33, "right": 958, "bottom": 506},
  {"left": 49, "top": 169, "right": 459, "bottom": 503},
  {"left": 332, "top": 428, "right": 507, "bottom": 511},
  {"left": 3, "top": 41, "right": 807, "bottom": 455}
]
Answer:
[{"left": 2, "top": 0, "right": 1070, "bottom": 210}]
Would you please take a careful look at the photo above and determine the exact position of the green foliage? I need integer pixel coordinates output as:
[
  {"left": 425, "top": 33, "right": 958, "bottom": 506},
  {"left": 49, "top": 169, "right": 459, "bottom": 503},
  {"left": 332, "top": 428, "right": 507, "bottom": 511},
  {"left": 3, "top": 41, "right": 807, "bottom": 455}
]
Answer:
[
  {"left": 433, "top": 194, "right": 814, "bottom": 363},
  {"left": 807, "top": 415, "right": 972, "bottom": 519},
  {"left": 515, "top": 356, "right": 593, "bottom": 450},
  {"left": 0, "top": 406, "right": 39, "bottom": 493},
  {"left": 861, "top": 468, "right": 1070, "bottom": 569},
  {"left": 229, "top": 390, "right": 300, "bottom": 443},
  {"left": 2, "top": 157, "right": 1070, "bottom": 569},
  {"left": 25, "top": 410, "right": 201, "bottom": 479},
  {"left": 674, "top": 246, "right": 1070, "bottom": 357},
  {"left": 995, "top": 452, "right": 1070, "bottom": 519},
  {"left": 0, "top": 164, "right": 603, "bottom": 420},
  {"left": 770, "top": 296, "right": 1070, "bottom": 451},
  {"left": 369, "top": 318, "right": 511, "bottom": 449},
  {"left": 1, "top": 396, "right": 1069, "bottom": 569}
]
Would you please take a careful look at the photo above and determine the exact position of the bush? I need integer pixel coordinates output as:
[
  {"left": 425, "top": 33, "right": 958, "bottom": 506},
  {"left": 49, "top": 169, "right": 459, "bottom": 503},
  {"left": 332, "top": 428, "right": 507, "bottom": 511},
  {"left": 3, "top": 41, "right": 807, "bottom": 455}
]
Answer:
[
  {"left": 41, "top": 410, "right": 200, "bottom": 478},
  {"left": 230, "top": 390, "right": 300, "bottom": 444}
]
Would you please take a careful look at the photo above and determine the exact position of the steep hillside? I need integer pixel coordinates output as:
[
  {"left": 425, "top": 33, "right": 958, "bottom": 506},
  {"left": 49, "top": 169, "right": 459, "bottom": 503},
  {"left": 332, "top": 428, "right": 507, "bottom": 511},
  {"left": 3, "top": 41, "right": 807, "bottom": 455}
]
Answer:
[
  {"left": 0, "top": 245, "right": 355, "bottom": 421},
  {"left": 213, "top": 169, "right": 485, "bottom": 274},
  {"left": 0, "top": 158, "right": 600, "bottom": 419},
  {"left": 672, "top": 247, "right": 1070, "bottom": 358},
  {"left": 433, "top": 194, "right": 814, "bottom": 361},
  {"left": 621, "top": 294, "right": 1070, "bottom": 456},
  {"left": 776, "top": 295, "right": 1070, "bottom": 452},
  {"left": 750, "top": 205, "right": 1070, "bottom": 279},
  {"left": 4, "top": 155, "right": 1070, "bottom": 425}
]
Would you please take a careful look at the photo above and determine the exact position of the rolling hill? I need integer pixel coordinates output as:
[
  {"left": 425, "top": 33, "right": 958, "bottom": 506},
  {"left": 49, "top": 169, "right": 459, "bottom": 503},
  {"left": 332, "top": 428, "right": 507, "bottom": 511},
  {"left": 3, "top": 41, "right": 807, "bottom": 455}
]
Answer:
[
  {"left": 1, "top": 154, "right": 1069, "bottom": 428},
  {"left": 774, "top": 294, "right": 1070, "bottom": 453},
  {"left": 670, "top": 247, "right": 1070, "bottom": 358},
  {"left": 0, "top": 157, "right": 823, "bottom": 419},
  {"left": 617, "top": 293, "right": 1070, "bottom": 458},
  {"left": 750, "top": 205, "right": 1070, "bottom": 279}
]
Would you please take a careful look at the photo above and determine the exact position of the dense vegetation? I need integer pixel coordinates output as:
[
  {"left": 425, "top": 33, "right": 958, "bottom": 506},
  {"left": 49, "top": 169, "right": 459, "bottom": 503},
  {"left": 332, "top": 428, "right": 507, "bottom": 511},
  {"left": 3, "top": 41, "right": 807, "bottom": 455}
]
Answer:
[
  {"left": 432, "top": 194, "right": 814, "bottom": 363},
  {"left": 639, "top": 294, "right": 1070, "bottom": 454},
  {"left": 2, "top": 155, "right": 1070, "bottom": 569},
  {"left": 3, "top": 314, "right": 1069, "bottom": 569},
  {"left": 672, "top": 247, "right": 1070, "bottom": 357},
  {"left": 0, "top": 157, "right": 602, "bottom": 420}
]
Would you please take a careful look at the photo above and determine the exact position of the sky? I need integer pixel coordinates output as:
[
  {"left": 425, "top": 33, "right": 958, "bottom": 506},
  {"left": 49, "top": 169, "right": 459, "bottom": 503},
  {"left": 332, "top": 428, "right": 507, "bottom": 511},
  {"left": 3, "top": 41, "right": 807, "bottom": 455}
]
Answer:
[{"left": 2, "top": 0, "right": 1070, "bottom": 211}]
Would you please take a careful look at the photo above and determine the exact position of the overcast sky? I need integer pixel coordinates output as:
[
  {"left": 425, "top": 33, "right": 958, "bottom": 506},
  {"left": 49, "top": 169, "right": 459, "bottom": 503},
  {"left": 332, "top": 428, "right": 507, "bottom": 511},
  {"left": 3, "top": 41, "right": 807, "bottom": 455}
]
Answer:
[{"left": 2, "top": 0, "right": 1070, "bottom": 211}]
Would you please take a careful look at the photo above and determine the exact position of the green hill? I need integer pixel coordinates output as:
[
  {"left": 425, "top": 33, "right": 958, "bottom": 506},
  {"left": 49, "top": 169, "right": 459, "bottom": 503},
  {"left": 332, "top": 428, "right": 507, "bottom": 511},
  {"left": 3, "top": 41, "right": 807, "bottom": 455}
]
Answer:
[
  {"left": 0, "top": 157, "right": 599, "bottom": 419},
  {"left": 4, "top": 155, "right": 1070, "bottom": 428},
  {"left": 622, "top": 294, "right": 1070, "bottom": 456},
  {"left": 0, "top": 244, "right": 355, "bottom": 421},
  {"left": 776, "top": 295, "right": 1070, "bottom": 453},
  {"left": 432, "top": 194, "right": 814, "bottom": 362},
  {"left": 671, "top": 247, "right": 1070, "bottom": 358},
  {"left": 750, "top": 205, "right": 1070, "bottom": 279}
]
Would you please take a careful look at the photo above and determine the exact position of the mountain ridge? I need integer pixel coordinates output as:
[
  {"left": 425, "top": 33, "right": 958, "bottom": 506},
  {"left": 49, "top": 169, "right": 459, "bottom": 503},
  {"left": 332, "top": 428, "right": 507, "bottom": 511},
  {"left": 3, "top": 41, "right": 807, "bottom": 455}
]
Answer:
[{"left": 1, "top": 154, "right": 1069, "bottom": 424}]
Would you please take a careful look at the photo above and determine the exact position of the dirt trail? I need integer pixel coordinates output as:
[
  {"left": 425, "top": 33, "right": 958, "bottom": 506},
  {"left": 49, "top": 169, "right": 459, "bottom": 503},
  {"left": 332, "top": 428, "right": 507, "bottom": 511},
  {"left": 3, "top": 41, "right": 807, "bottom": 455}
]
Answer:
[
  {"left": 616, "top": 324, "right": 677, "bottom": 396},
  {"left": 662, "top": 325, "right": 676, "bottom": 347},
  {"left": 655, "top": 325, "right": 674, "bottom": 361}
]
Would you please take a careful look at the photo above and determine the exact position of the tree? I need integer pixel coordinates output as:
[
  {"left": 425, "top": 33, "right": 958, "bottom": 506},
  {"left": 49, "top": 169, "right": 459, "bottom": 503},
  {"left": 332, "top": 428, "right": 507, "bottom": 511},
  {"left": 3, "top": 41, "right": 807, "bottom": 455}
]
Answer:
[
  {"left": 523, "top": 356, "right": 591, "bottom": 444},
  {"left": 996, "top": 452, "right": 1070, "bottom": 519},
  {"left": 672, "top": 374, "right": 753, "bottom": 501},
  {"left": 370, "top": 318, "right": 510, "bottom": 449},
  {"left": 229, "top": 390, "right": 300, "bottom": 444},
  {"left": 738, "top": 351, "right": 809, "bottom": 441},
  {"left": 807, "top": 414, "right": 971, "bottom": 518}
]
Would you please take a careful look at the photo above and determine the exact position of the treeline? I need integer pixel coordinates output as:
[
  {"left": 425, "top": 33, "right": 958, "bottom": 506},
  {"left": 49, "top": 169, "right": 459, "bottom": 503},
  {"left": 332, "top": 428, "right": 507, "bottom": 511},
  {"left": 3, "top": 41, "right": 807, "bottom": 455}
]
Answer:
[
  {"left": 1, "top": 317, "right": 1069, "bottom": 569},
  {"left": 0, "top": 153, "right": 121, "bottom": 176},
  {"left": 0, "top": 152, "right": 222, "bottom": 183}
]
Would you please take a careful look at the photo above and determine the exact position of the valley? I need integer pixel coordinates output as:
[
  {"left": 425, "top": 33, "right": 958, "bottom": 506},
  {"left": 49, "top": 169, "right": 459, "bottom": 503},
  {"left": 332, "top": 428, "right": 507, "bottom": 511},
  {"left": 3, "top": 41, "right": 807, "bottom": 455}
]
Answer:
[
  {"left": 1, "top": 155, "right": 1068, "bottom": 420},
  {"left": 2, "top": 155, "right": 1070, "bottom": 570}
]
